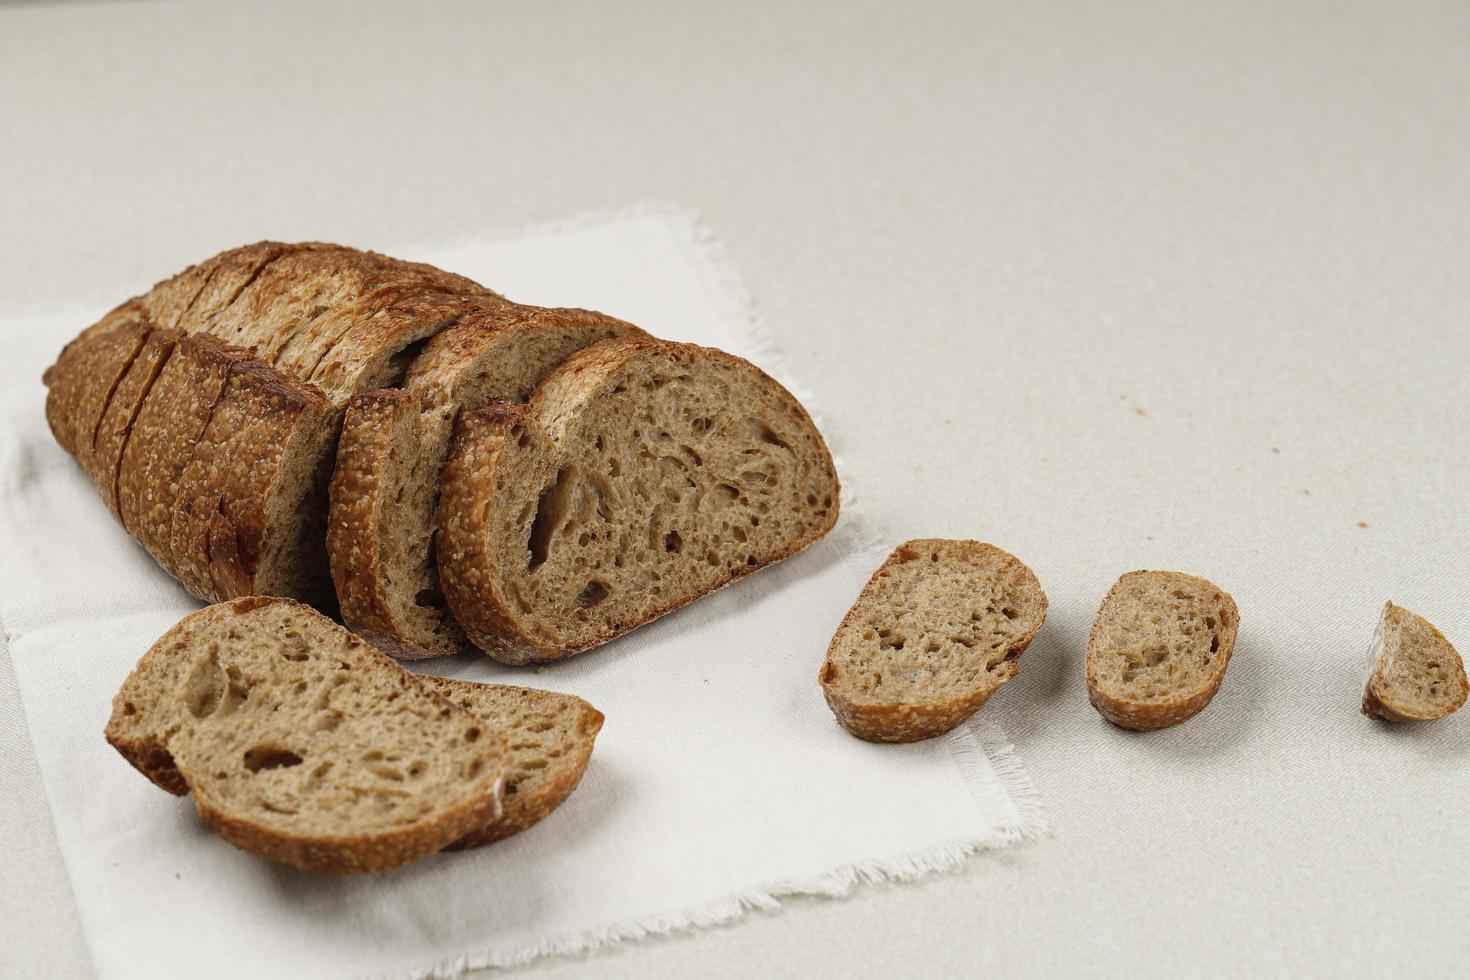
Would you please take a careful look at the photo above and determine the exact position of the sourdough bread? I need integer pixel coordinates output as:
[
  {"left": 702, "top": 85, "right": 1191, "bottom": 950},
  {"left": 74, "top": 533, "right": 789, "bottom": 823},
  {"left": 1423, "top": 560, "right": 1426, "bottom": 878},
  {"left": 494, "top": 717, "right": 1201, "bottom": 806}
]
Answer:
[
  {"left": 329, "top": 305, "right": 648, "bottom": 658},
  {"left": 1085, "top": 570, "right": 1239, "bottom": 731},
  {"left": 419, "top": 677, "right": 604, "bottom": 846},
  {"left": 45, "top": 243, "right": 511, "bottom": 604},
  {"left": 105, "top": 597, "right": 507, "bottom": 874},
  {"left": 818, "top": 539, "right": 1048, "bottom": 742},
  {"left": 436, "top": 338, "right": 840, "bottom": 663},
  {"left": 1362, "top": 601, "right": 1468, "bottom": 721}
]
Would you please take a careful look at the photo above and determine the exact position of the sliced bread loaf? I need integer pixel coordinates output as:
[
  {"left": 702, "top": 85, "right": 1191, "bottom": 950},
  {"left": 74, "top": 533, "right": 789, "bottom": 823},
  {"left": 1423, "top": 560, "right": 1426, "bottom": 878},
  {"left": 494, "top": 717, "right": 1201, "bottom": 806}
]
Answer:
[
  {"left": 818, "top": 539, "right": 1048, "bottom": 743},
  {"left": 329, "top": 305, "right": 648, "bottom": 658},
  {"left": 1085, "top": 570, "right": 1239, "bottom": 731},
  {"left": 105, "top": 597, "right": 507, "bottom": 874},
  {"left": 437, "top": 338, "right": 840, "bottom": 664},
  {"left": 1362, "top": 601, "right": 1468, "bottom": 721},
  {"left": 418, "top": 677, "right": 604, "bottom": 846},
  {"left": 46, "top": 243, "right": 512, "bottom": 605}
]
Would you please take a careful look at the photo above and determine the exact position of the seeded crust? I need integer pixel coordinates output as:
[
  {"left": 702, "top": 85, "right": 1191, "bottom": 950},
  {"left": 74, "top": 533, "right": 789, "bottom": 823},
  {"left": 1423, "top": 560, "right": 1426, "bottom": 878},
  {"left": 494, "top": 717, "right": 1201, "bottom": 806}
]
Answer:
[
  {"left": 104, "top": 597, "right": 508, "bottom": 874},
  {"left": 44, "top": 243, "right": 510, "bottom": 605},
  {"left": 1362, "top": 602, "right": 1468, "bottom": 722},
  {"left": 819, "top": 540, "right": 1048, "bottom": 743},
  {"left": 418, "top": 677, "right": 604, "bottom": 846},
  {"left": 329, "top": 305, "right": 649, "bottom": 658},
  {"left": 437, "top": 338, "right": 840, "bottom": 664},
  {"left": 1085, "top": 570, "right": 1240, "bottom": 731}
]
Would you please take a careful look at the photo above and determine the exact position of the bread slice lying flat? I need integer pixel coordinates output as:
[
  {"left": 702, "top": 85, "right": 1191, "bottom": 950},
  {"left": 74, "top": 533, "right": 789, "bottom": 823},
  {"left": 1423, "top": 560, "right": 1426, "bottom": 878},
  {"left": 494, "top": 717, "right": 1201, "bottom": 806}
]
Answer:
[
  {"left": 419, "top": 677, "right": 604, "bottom": 846},
  {"left": 105, "top": 597, "right": 507, "bottom": 874},
  {"left": 437, "top": 338, "right": 840, "bottom": 664},
  {"left": 1362, "top": 601, "right": 1468, "bottom": 722},
  {"left": 329, "top": 306, "right": 647, "bottom": 659},
  {"left": 818, "top": 539, "right": 1047, "bottom": 743},
  {"left": 1085, "top": 570, "right": 1239, "bottom": 731}
]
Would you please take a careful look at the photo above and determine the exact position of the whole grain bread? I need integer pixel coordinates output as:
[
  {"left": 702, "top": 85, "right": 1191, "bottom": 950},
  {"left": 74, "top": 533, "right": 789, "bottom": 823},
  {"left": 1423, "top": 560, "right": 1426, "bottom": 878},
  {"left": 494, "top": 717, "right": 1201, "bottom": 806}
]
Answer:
[
  {"left": 44, "top": 243, "right": 512, "bottom": 605},
  {"left": 1361, "top": 601, "right": 1468, "bottom": 722},
  {"left": 418, "top": 677, "right": 604, "bottom": 846},
  {"left": 818, "top": 539, "right": 1048, "bottom": 743},
  {"left": 329, "top": 305, "right": 648, "bottom": 658},
  {"left": 437, "top": 338, "right": 840, "bottom": 664},
  {"left": 105, "top": 597, "right": 507, "bottom": 874},
  {"left": 1085, "top": 570, "right": 1239, "bottom": 731}
]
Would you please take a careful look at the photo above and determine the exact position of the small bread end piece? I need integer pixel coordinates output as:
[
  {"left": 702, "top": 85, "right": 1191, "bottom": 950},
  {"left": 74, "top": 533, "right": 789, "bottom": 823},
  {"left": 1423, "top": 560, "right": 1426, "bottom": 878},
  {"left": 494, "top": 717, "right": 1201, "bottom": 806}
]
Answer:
[{"left": 1362, "top": 601, "right": 1468, "bottom": 722}]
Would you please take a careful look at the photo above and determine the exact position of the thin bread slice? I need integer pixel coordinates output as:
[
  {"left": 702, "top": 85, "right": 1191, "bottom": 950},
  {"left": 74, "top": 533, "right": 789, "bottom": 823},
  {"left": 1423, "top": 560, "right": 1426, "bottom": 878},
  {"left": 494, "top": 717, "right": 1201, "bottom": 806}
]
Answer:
[
  {"left": 42, "top": 302, "right": 153, "bottom": 462},
  {"left": 329, "top": 306, "right": 648, "bottom": 658},
  {"left": 818, "top": 539, "right": 1048, "bottom": 743},
  {"left": 1362, "top": 601, "right": 1468, "bottom": 721},
  {"left": 104, "top": 597, "right": 507, "bottom": 874},
  {"left": 1085, "top": 570, "right": 1240, "bottom": 731},
  {"left": 437, "top": 338, "right": 840, "bottom": 664},
  {"left": 418, "top": 677, "right": 604, "bottom": 846}
]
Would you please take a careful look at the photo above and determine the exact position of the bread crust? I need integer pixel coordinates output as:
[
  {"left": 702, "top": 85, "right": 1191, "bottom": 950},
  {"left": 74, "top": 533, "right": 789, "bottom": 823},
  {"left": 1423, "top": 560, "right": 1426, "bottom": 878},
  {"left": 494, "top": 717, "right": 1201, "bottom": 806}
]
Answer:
[
  {"left": 818, "top": 540, "right": 1048, "bottom": 743},
  {"left": 1362, "top": 601, "right": 1468, "bottom": 721},
  {"left": 436, "top": 339, "right": 841, "bottom": 664},
  {"left": 1084, "top": 570, "right": 1240, "bottom": 731}
]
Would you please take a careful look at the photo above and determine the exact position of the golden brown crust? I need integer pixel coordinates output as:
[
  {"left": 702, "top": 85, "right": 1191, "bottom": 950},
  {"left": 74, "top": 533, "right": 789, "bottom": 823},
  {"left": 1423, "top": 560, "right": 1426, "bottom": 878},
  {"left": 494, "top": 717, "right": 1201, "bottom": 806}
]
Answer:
[
  {"left": 1362, "top": 602, "right": 1468, "bottom": 721},
  {"left": 1084, "top": 570, "right": 1240, "bottom": 732},
  {"left": 437, "top": 339, "right": 841, "bottom": 664},
  {"left": 328, "top": 389, "right": 459, "bottom": 658},
  {"left": 818, "top": 540, "right": 1048, "bottom": 744}
]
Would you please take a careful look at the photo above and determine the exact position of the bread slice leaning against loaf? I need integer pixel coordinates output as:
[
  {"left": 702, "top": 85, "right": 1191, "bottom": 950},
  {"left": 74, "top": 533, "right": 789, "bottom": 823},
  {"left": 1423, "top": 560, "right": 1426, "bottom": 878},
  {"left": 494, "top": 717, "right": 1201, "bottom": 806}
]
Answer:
[
  {"left": 818, "top": 539, "right": 1048, "bottom": 743},
  {"left": 105, "top": 597, "right": 508, "bottom": 874},
  {"left": 329, "top": 305, "right": 648, "bottom": 658},
  {"left": 1361, "top": 601, "right": 1468, "bottom": 722},
  {"left": 437, "top": 338, "right": 840, "bottom": 664},
  {"left": 1085, "top": 570, "right": 1239, "bottom": 731}
]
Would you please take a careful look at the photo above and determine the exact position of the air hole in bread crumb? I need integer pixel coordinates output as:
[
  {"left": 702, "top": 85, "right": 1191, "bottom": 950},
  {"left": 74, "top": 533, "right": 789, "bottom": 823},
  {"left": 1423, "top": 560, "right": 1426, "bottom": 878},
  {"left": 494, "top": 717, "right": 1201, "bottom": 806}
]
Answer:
[
  {"left": 243, "top": 747, "right": 303, "bottom": 773},
  {"left": 1209, "top": 635, "right": 1220, "bottom": 654},
  {"left": 664, "top": 530, "right": 683, "bottom": 553},
  {"left": 576, "top": 580, "right": 610, "bottom": 607}
]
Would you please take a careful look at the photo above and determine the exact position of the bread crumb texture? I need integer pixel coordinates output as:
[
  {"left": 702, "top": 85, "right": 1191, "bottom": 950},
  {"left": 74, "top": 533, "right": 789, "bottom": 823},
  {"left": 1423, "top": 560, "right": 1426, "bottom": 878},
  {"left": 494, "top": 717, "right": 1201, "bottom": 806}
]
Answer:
[{"left": 819, "top": 539, "right": 1047, "bottom": 743}]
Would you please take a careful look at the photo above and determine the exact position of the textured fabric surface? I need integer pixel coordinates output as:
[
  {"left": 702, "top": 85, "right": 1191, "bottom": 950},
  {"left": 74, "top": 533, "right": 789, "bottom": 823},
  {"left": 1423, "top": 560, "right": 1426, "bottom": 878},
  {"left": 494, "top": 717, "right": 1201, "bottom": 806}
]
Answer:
[{"left": 0, "top": 211, "right": 1044, "bottom": 980}]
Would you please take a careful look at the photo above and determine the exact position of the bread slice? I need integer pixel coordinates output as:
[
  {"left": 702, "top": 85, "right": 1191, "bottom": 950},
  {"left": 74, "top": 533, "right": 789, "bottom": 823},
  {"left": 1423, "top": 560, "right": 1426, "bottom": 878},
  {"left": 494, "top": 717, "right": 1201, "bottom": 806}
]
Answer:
[
  {"left": 818, "top": 539, "right": 1047, "bottom": 743},
  {"left": 105, "top": 597, "right": 507, "bottom": 874},
  {"left": 1085, "top": 570, "right": 1239, "bottom": 731},
  {"left": 437, "top": 338, "right": 840, "bottom": 663},
  {"left": 418, "top": 677, "right": 604, "bottom": 846},
  {"left": 329, "top": 305, "right": 648, "bottom": 658},
  {"left": 1362, "top": 601, "right": 1468, "bottom": 722}
]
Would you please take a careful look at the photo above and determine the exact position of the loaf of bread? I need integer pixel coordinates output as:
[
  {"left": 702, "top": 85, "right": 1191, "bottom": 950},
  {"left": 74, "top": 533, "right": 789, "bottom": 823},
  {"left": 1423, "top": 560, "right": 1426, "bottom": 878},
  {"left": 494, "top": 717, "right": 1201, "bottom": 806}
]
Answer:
[
  {"left": 45, "top": 243, "right": 511, "bottom": 605},
  {"left": 436, "top": 338, "right": 840, "bottom": 664},
  {"left": 818, "top": 539, "right": 1047, "bottom": 742},
  {"left": 1362, "top": 601, "right": 1467, "bottom": 722},
  {"left": 105, "top": 597, "right": 508, "bottom": 874},
  {"left": 1084, "top": 570, "right": 1239, "bottom": 731},
  {"left": 329, "top": 306, "right": 648, "bottom": 658},
  {"left": 47, "top": 243, "right": 839, "bottom": 665}
]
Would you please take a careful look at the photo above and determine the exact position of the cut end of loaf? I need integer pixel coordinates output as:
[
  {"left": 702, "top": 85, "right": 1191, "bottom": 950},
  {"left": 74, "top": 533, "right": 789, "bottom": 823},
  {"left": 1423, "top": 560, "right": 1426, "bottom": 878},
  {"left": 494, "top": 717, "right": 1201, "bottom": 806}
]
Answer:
[
  {"left": 438, "top": 339, "right": 840, "bottom": 664},
  {"left": 1362, "top": 601, "right": 1468, "bottom": 722},
  {"left": 1085, "top": 570, "right": 1239, "bottom": 732},
  {"left": 820, "top": 539, "right": 1048, "bottom": 743}
]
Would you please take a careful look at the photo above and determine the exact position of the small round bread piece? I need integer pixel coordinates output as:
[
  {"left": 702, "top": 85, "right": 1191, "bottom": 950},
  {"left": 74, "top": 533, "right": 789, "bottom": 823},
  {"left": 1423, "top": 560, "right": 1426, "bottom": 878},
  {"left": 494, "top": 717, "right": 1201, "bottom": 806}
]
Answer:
[
  {"left": 1362, "top": 601, "right": 1468, "bottom": 722},
  {"left": 1085, "top": 570, "right": 1239, "bottom": 732},
  {"left": 818, "top": 539, "right": 1048, "bottom": 743},
  {"left": 419, "top": 677, "right": 605, "bottom": 846}
]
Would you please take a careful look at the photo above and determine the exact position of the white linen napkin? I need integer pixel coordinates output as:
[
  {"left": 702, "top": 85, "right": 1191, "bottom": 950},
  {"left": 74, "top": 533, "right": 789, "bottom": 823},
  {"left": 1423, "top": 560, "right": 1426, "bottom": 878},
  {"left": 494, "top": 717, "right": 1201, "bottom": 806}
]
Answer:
[{"left": 0, "top": 207, "right": 1046, "bottom": 980}]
